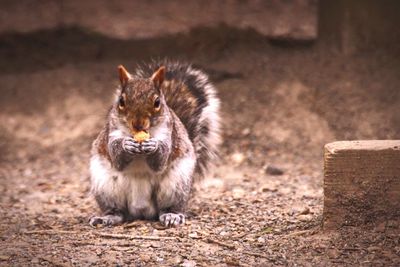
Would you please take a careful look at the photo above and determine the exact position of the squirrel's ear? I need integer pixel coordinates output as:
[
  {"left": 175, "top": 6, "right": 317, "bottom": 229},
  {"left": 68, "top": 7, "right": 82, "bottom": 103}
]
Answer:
[
  {"left": 151, "top": 66, "right": 165, "bottom": 88},
  {"left": 118, "top": 65, "right": 132, "bottom": 85}
]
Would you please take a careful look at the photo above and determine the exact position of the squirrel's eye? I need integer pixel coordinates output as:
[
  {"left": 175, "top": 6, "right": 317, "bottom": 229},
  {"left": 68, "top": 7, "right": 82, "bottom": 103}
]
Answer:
[
  {"left": 118, "top": 96, "right": 125, "bottom": 109},
  {"left": 154, "top": 97, "right": 161, "bottom": 110}
]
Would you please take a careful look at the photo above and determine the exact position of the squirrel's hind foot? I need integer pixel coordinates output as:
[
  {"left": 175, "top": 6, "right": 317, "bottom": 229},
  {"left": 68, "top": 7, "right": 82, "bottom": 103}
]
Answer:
[
  {"left": 159, "top": 213, "right": 185, "bottom": 227},
  {"left": 89, "top": 214, "right": 124, "bottom": 227}
]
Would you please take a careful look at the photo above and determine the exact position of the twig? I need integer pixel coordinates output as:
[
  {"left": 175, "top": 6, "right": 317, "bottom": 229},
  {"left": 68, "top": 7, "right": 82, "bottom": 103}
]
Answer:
[
  {"left": 224, "top": 258, "right": 250, "bottom": 267},
  {"left": 285, "top": 230, "right": 312, "bottom": 237},
  {"left": 342, "top": 247, "right": 362, "bottom": 251},
  {"left": 205, "top": 238, "right": 236, "bottom": 250},
  {"left": 95, "top": 232, "right": 176, "bottom": 240},
  {"left": 40, "top": 256, "right": 72, "bottom": 267},
  {"left": 72, "top": 241, "right": 133, "bottom": 247},
  {"left": 23, "top": 230, "right": 79, "bottom": 235},
  {"left": 123, "top": 220, "right": 148, "bottom": 229},
  {"left": 231, "top": 232, "right": 247, "bottom": 239},
  {"left": 241, "top": 251, "right": 273, "bottom": 260},
  {"left": 331, "top": 260, "right": 345, "bottom": 264}
]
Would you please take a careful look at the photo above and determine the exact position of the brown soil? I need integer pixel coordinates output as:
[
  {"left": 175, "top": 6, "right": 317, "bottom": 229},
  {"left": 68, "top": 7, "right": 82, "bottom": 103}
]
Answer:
[{"left": 1, "top": 26, "right": 399, "bottom": 266}]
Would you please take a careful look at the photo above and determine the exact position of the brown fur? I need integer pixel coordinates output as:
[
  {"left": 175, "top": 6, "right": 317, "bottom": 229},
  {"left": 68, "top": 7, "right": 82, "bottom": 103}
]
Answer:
[
  {"left": 118, "top": 79, "right": 162, "bottom": 133},
  {"left": 89, "top": 62, "right": 220, "bottom": 227},
  {"left": 162, "top": 80, "right": 199, "bottom": 137},
  {"left": 94, "top": 126, "right": 111, "bottom": 162}
]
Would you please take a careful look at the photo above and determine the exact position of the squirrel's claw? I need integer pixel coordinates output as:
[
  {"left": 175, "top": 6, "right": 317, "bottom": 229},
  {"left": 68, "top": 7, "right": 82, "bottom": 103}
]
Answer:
[
  {"left": 159, "top": 213, "right": 185, "bottom": 227},
  {"left": 122, "top": 137, "right": 142, "bottom": 154},
  {"left": 141, "top": 139, "right": 158, "bottom": 154}
]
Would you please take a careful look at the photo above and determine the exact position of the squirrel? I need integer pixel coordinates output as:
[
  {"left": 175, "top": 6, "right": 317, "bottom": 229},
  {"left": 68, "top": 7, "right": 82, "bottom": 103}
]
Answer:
[{"left": 89, "top": 61, "right": 221, "bottom": 227}]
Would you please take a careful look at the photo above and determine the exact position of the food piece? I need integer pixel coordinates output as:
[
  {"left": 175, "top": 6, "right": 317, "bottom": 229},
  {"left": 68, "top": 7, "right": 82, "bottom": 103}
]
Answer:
[{"left": 133, "top": 131, "right": 150, "bottom": 143}]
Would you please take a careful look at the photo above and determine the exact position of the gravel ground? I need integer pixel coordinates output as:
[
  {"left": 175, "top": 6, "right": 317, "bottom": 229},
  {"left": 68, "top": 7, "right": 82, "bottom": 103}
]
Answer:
[{"left": 1, "top": 25, "right": 399, "bottom": 266}]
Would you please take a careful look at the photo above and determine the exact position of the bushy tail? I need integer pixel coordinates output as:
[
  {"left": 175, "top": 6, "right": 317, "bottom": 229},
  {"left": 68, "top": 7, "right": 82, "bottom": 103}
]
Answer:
[{"left": 135, "top": 60, "right": 221, "bottom": 178}]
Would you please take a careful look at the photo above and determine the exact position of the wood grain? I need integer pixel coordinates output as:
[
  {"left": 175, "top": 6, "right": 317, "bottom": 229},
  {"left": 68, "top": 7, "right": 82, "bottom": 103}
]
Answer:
[{"left": 323, "top": 140, "right": 400, "bottom": 230}]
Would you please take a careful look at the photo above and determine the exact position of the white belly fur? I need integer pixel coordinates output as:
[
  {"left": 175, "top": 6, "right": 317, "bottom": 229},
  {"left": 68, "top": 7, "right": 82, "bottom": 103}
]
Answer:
[
  {"left": 90, "top": 154, "right": 157, "bottom": 219},
  {"left": 90, "top": 152, "right": 196, "bottom": 219}
]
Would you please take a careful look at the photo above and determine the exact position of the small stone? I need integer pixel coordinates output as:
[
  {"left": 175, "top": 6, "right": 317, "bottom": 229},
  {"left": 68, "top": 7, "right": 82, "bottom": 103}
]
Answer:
[
  {"left": 219, "top": 231, "right": 228, "bottom": 236},
  {"left": 241, "top": 128, "right": 251, "bottom": 136},
  {"left": 298, "top": 214, "right": 313, "bottom": 222},
  {"left": 51, "top": 208, "right": 60, "bottom": 214},
  {"left": 327, "top": 248, "right": 340, "bottom": 259},
  {"left": 188, "top": 232, "right": 198, "bottom": 239},
  {"left": 82, "top": 254, "right": 99, "bottom": 265},
  {"left": 299, "top": 207, "right": 310, "bottom": 215},
  {"left": 172, "top": 255, "right": 183, "bottom": 265},
  {"left": 387, "top": 220, "right": 399, "bottom": 229},
  {"left": 367, "top": 246, "right": 381, "bottom": 253},
  {"left": 374, "top": 222, "right": 386, "bottom": 233},
  {"left": 140, "top": 254, "right": 151, "bottom": 262},
  {"left": 95, "top": 249, "right": 103, "bottom": 256},
  {"left": 231, "top": 152, "right": 245, "bottom": 165},
  {"left": 23, "top": 168, "right": 33, "bottom": 177},
  {"left": 140, "top": 242, "right": 151, "bottom": 248},
  {"left": 181, "top": 259, "right": 196, "bottom": 267},
  {"left": 261, "top": 185, "right": 278, "bottom": 192},
  {"left": 265, "top": 165, "right": 284, "bottom": 175},
  {"left": 232, "top": 187, "right": 245, "bottom": 199},
  {"left": 244, "top": 236, "right": 256, "bottom": 242},
  {"left": 224, "top": 258, "right": 241, "bottom": 266},
  {"left": 0, "top": 255, "right": 10, "bottom": 261},
  {"left": 150, "top": 242, "right": 161, "bottom": 248}
]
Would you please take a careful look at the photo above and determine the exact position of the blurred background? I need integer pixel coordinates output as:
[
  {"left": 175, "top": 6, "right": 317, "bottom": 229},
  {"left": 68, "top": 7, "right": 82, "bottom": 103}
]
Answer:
[{"left": 0, "top": 0, "right": 399, "bottom": 265}]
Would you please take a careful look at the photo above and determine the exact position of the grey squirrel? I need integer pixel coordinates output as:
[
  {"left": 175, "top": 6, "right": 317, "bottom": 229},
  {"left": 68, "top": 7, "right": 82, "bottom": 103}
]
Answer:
[{"left": 89, "top": 61, "right": 221, "bottom": 227}]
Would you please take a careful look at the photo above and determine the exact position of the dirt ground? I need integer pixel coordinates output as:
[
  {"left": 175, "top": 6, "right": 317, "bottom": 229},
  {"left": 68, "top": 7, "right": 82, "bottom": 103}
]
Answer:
[{"left": 1, "top": 24, "right": 400, "bottom": 266}]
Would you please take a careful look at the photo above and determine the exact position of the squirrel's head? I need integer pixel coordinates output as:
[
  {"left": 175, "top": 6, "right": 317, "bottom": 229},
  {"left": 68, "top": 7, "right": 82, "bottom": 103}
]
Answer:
[{"left": 115, "top": 65, "right": 166, "bottom": 134}]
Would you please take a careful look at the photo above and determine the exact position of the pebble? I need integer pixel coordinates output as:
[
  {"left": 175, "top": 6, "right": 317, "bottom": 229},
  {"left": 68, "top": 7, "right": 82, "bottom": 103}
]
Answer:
[
  {"left": 95, "top": 249, "right": 103, "bottom": 256},
  {"left": 188, "top": 232, "right": 198, "bottom": 239},
  {"left": 171, "top": 255, "right": 183, "bottom": 265},
  {"left": 150, "top": 242, "right": 161, "bottom": 248},
  {"left": 23, "top": 168, "right": 33, "bottom": 177},
  {"left": 367, "top": 246, "right": 381, "bottom": 252},
  {"left": 374, "top": 222, "right": 386, "bottom": 233},
  {"left": 261, "top": 185, "right": 278, "bottom": 192},
  {"left": 181, "top": 259, "right": 196, "bottom": 267},
  {"left": 265, "top": 165, "right": 284, "bottom": 175},
  {"left": 82, "top": 254, "right": 99, "bottom": 265},
  {"left": 241, "top": 128, "right": 251, "bottom": 136},
  {"left": 299, "top": 207, "right": 310, "bottom": 215},
  {"left": 298, "top": 214, "right": 313, "bottom": 222},
  {"left": 0, "top": 255, "right": 10, "bottom": 262},
  {"left": 140, "top": 254, "right": 151, "bottom": 262},
  {"left": 327, "top": 248, "right": 340, "bottom": 259},
  {"left": 232, "top": 187, "right": 245, "bottom": 199},
  {"left": 231, "top": 152, "right": 245, "bottom": 165},
  {"left": 219, "top": 231, "right": 228, "bottom": 236}
]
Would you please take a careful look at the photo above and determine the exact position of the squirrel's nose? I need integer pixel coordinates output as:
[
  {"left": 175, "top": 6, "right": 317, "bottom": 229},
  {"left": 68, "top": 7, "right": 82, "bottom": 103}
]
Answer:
[
  {"left": 133, "top": 123, "right": 144, "bottom": 132},
  {"left": 131, "top": 118, "right": 150, "bottom": 132}
]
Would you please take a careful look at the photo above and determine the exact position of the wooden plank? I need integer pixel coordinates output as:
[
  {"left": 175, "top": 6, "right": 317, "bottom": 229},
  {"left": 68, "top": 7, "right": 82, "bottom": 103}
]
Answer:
[{"left": 323, "top": 140, "right": 400, "bottom": 230}]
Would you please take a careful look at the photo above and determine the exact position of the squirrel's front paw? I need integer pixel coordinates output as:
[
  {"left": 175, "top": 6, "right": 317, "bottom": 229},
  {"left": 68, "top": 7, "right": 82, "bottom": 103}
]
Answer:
[
  {"left": 159, "top": 213, "right": 185, "bottom": 227},
  {"left": 141, "top": 139, "right": 158, "bottom": 154},
  {"left": 89, "top": 215, "right": 123, "bottom": 227},
  {"left": 122, "top": 137, "right": 142, "bottom": 155}
]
